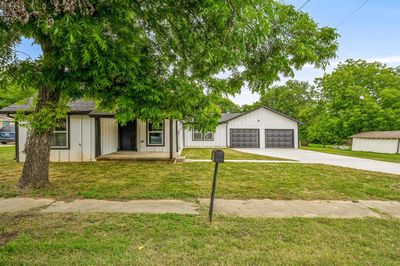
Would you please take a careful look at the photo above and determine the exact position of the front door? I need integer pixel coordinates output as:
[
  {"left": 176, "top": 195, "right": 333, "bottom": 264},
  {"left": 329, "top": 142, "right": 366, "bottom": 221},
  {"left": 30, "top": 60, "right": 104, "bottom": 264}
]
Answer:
[{"left": 119, "top": 120, "right": 137, "bottom": 151}]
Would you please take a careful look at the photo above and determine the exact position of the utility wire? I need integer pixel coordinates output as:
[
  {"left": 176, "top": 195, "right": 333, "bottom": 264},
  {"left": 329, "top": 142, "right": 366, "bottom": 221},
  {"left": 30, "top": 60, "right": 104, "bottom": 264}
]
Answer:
[
  {"left": 298, "top": 0, "right": 311, "bottom": 11},
  {"left": 335, "top": 0, "right": 369, "bottom": 28}
]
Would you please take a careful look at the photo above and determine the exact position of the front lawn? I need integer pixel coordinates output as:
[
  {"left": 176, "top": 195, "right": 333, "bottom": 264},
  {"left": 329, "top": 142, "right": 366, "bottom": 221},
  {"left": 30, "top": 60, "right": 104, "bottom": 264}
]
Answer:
[
  {"left": 182, "top": 148, "right": 289, "bottom": 160},
  {"left": 302, "top": 144, "right": 400, "bottom": 163},
  {"left": 1, "top": 212, "right": 400, "bottom": 265},
  {"left": 1, "top": 146, "right": 399, "bottom": 201}
]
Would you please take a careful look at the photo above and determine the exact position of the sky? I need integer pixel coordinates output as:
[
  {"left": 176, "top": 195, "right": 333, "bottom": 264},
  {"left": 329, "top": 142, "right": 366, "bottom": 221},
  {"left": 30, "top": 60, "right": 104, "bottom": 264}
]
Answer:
[
  {"left": 232, "top": 0, "right": 400, "bottom": 105},
  {"left": 15, "top": 0, "right": 400, "bottom": 105}
]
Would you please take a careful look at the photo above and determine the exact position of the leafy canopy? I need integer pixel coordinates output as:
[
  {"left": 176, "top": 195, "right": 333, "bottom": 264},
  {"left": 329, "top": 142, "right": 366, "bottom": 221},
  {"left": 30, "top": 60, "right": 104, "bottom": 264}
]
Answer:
[
  {"left": 315, "top": 59, "right": 400, "bottom": 141},
  {"left": 0, "top": 0, "right": 338, "bottom": 131}
]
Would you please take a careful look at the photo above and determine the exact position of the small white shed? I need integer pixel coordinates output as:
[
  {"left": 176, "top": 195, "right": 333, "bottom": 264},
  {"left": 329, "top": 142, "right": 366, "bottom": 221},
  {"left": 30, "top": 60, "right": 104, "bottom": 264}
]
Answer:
[{"left": 351, "top": 131, "right": 400, "bottom": 154}]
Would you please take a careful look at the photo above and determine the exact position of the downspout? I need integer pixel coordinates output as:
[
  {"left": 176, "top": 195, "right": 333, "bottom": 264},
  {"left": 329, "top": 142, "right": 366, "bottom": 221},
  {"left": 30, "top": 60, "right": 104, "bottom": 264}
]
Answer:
[
  {"left": 95, "top": 117, "right": 101, "bottom": 158},
  {"left": 175, "top": 120, "right": 179, "bottom": 152},
  {"left": 226, "top": 123, "right": 228, "bottom": 147},
  {"left": 169, "top": 119, "right": 173, "bottom": 160},
  {"left": 397, "top": 138, "right": 400, "bottom": 154}
]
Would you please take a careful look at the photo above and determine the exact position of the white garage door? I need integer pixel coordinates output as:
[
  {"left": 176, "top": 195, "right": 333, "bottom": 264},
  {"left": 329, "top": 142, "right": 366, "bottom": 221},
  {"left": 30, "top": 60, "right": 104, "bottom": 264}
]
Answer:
[
  {"left": 230, "top": 129, "right": 260, "bottom": 148},
  {"left": 265, "top": 129, "right": 294, "bottom": 148}
]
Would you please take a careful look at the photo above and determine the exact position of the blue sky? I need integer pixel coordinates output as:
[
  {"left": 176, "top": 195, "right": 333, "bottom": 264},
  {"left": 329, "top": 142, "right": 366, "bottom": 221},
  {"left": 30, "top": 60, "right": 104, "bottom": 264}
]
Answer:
[
  {"left": 16, "top": 0, "right": 400, "bottom": 105},
  {"left": 233, "top": 0, "right": 400, "bottom": 104}
]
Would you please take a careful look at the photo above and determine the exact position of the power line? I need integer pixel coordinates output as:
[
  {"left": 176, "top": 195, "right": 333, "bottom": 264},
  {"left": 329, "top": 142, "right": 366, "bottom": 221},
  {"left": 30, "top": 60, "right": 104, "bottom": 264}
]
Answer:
[
  {"left": 298, "top": 0, "right": 311, "bottom": 11},
  {"left": 335, "top": 0, "right": 369, "bottom": 28}
]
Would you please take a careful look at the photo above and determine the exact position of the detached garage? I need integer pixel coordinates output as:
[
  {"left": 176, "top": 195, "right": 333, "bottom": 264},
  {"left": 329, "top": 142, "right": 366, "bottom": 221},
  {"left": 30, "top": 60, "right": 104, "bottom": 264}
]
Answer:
[
  {"left": 183, "top": 106, "right": 301, "bottom": 149},
  {"left": 351, "top": 131, "right": 400, "bottom": 154}
]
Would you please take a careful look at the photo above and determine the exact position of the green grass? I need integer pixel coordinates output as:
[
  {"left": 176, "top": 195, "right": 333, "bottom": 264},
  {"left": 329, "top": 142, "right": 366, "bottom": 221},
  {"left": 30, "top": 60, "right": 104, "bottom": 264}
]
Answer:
[
  {"left": 181, "top": 148, "right": 289, "bottom": 160},
  {"left": 303, "top": 144, "right": 400, "bottom": 163},
  {"left": 1, "top": 212, "right": 400, "bottom": 265},
  {"left": 1, "top": 146, "right": 400, "bottom": 201}
]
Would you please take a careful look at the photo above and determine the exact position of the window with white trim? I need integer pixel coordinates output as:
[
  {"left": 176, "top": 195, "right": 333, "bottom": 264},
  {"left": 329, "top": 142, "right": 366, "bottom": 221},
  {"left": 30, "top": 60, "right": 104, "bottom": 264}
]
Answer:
[
  {"left": 52, "top": 118, "right": 68, "bottom": 148},
  {"left": 203, "top": 132, "right": 214, "bottom": 141},
  {"left": 147, "top": 121, "right": 164, "bottom": 145},
  {"left": 193, "top": 131, "right": 203, "bottom": 141},
  {"left": 192, "top": 131, "right": 214, "bottom": 141}
]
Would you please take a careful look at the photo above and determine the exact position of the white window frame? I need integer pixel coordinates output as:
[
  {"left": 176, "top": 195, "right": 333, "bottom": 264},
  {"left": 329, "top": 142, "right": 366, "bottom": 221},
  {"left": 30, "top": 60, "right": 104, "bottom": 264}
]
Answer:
[
  {"left": 192, "top": 131, "right": 203, "bottom": 141},
  {"left": 147, "top": 121, "right": 164, "bottom": 146},
  {"left": 203, "top": 132, "right": 214, "bottom": 141},
  {"left": 192, "top": 131, "right": 214, "bottom": 141},
  {"left": 51, "top": 117, "right": 69, "bottom": 149}
]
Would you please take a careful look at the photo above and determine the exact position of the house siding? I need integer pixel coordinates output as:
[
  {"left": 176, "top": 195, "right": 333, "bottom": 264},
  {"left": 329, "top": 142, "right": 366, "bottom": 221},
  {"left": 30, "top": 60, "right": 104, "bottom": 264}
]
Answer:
[
  {"left": 18, "top": 115, "right": 96, "bottom": 162},
  {"left": 17, "top": 116, "right": 183, "bottom": 162},
  {"left": 137, "top": 119, "right": 171, "bottom": 153},
  {"left": 352, "top": 138, "right": 399, "bottom": 154},
  {"left": 227, "top": 108, "right": 299, "bottom": 148},
  {"left": 100, "top": 118, "right": 118, "bottom": 155},
  {"left": 184, "top": 124, "right": 227, "bottom": 147}
]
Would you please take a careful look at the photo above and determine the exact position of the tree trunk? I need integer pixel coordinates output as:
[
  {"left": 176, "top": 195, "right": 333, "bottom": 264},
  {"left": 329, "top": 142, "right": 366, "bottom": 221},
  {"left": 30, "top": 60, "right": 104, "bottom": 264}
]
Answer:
[{"left": 18, "top": 88, "right": 61, "bottom": 189}]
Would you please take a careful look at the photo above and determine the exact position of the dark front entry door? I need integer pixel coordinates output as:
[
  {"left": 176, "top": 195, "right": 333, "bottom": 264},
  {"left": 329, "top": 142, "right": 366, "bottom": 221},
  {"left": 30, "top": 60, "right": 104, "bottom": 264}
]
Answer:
[{"left": 119, "top": 120, "right": 137, "bottom": 151}]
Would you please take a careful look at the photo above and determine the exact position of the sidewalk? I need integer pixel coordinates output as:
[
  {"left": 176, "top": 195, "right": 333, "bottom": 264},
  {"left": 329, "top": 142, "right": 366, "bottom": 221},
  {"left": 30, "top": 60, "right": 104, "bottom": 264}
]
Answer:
[
  {"left": 184, "top": 159, "right": 301, "bottom": 163},
  {"left": 1, "top": 197, "right": 399, "bottom": 218}
]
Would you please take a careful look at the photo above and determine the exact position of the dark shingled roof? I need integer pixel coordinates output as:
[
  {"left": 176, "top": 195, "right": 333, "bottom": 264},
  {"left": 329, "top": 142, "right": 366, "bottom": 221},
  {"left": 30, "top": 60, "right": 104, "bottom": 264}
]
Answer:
[
  {"left": 219, "top": 113, "right": 242, "bottom": 123},
  {"left": 351, "top": 131, "right": 400, "bottom": 139},
  {"left": 1, "top": 99, "right": 301, "bottom": 124},
  {"left": 0, "top": 99, "right": 100, "bottom": 114}
]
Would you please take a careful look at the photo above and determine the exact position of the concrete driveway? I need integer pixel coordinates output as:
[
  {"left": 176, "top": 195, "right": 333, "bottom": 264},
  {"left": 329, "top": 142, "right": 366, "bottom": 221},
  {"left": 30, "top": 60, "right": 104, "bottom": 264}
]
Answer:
[{"left": 235, "top": 148, "right": 400, "bottom": 175}]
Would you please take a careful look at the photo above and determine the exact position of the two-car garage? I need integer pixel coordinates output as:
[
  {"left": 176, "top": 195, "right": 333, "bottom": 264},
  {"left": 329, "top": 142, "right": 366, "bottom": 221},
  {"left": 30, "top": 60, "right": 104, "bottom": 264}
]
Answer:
[
  {"left": 230, "top": 128, "right": 295, "bottom": 148},
  {"left": 183, "top": 106, "right": 300, "bottom": 149},
  {"left": 226, "top": 107, "right": 299, "bottom": 149}
]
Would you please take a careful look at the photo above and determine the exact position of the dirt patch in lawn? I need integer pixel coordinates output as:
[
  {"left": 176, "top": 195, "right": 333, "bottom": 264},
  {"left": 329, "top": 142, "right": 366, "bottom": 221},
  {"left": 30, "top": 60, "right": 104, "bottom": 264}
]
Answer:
[{"left": 0, "top": 232, "right": 18, "bottom": 245}]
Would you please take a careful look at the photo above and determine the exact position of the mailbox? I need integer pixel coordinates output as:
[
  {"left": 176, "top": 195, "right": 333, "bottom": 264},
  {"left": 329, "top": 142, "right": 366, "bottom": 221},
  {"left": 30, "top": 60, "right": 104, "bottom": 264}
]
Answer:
[{"left": 211, "top": 149, "right": 224, "bottom": 163}]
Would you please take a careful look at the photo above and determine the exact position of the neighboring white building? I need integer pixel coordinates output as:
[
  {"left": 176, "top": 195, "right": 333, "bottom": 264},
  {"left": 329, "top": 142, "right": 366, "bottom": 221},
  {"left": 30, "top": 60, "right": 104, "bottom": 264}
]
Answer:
[
  {"left": 351, "top": 131, "right": 400, "bottom": 154},
  {"left": 0, "top": 100, "right": 301, "bottom": 162},
  {"left": 184, "top": 106, "right": 301, "bottom": 149}
]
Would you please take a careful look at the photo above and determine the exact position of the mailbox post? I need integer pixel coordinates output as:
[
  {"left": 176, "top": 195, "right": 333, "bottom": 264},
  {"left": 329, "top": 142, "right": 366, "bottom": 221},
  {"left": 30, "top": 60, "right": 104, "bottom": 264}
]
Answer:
[{"left": 209, "top": 149, "right": 224, "bottom": 223}]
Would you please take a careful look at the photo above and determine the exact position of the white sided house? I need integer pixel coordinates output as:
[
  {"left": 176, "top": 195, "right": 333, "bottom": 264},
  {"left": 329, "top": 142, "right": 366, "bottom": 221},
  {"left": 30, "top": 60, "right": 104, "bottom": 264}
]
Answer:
[
  {"left": 0, "top": 100, "right": 184, "bottom": 162},
  {"left": 0, "top": 100, "right": 300, "bottom": 162},
  {"left": 351, "top": 131, "right": 400, "bottom": 154},
  {"left": 184, "top": 106, "right": 301, "bottom": 149}
]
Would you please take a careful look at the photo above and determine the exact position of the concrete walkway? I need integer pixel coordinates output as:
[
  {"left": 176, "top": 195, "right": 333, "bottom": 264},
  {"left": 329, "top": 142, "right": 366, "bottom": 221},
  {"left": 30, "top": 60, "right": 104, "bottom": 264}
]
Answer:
[
  {"left": 1, "top": 197, "right": 400, "bottom": 218},
  {"left": 235, "top": 148, "right": 400, "bottom": 175},
  {"left": 0, "top": 198, "right": 198, "bottom": 215},
  {"left": 199, "top": 199, "right": 400, "bottom": 218},
  {"left": 184, "top": 159, "right": 299, "bottom": 163}
]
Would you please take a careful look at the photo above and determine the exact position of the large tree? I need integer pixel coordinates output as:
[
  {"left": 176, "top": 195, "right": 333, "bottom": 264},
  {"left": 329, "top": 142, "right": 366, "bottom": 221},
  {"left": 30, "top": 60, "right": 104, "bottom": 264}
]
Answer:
[
  {"left": 315, "top": 59, "right": 400, "bottom": 141},
  {"left": 0, "top": 0, "right": 338, "bottom": 188}
]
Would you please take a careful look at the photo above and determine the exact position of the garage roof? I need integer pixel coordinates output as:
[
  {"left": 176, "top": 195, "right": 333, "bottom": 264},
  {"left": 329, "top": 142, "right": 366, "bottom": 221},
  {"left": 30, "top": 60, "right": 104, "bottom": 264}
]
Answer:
[
  {"left": 351, "top": 131, "right": 400, "bottom": 139},
  {"left": 219, "top": 106, "right": 302, "bottom": 124}
]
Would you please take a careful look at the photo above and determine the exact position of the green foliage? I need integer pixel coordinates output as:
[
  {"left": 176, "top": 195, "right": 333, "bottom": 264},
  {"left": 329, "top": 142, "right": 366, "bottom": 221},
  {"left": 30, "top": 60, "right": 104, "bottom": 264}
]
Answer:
[
  {"left": 0, "top": 76, "right": 35, "bottom": 109},
  {"left": 257, "top": 80, "right": 319, "bottom": 141},
  {"left": 0, "top": 0, "right": 338, "bottom": 133},
  {"left": 316, "top": 59, "right": 400, "bottom": 141},
  {"left": 306, "top": 114, "right": 341, "bottom": 145},
  {"left": 247, "top": 60, "right": 400, "bottom": 145},
  {"left": 16, "top": 101, "right": 68, "bottom": 134},
  {"left": 216, "top": 98, "right": 241, "bottom": 113}
]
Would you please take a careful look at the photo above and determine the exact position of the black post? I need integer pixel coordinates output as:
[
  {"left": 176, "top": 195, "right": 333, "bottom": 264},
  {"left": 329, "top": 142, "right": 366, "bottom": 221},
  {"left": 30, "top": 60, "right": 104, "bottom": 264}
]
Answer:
[{"left": 209, "top": 162, "right": 219, "bottom": 223}]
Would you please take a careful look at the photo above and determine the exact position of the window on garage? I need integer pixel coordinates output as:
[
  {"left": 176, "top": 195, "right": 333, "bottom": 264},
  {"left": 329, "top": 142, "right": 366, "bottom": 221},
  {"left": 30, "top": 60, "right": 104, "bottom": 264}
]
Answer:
[{"left": 193, "top": 131, "right": 214, "bottom": 141}]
